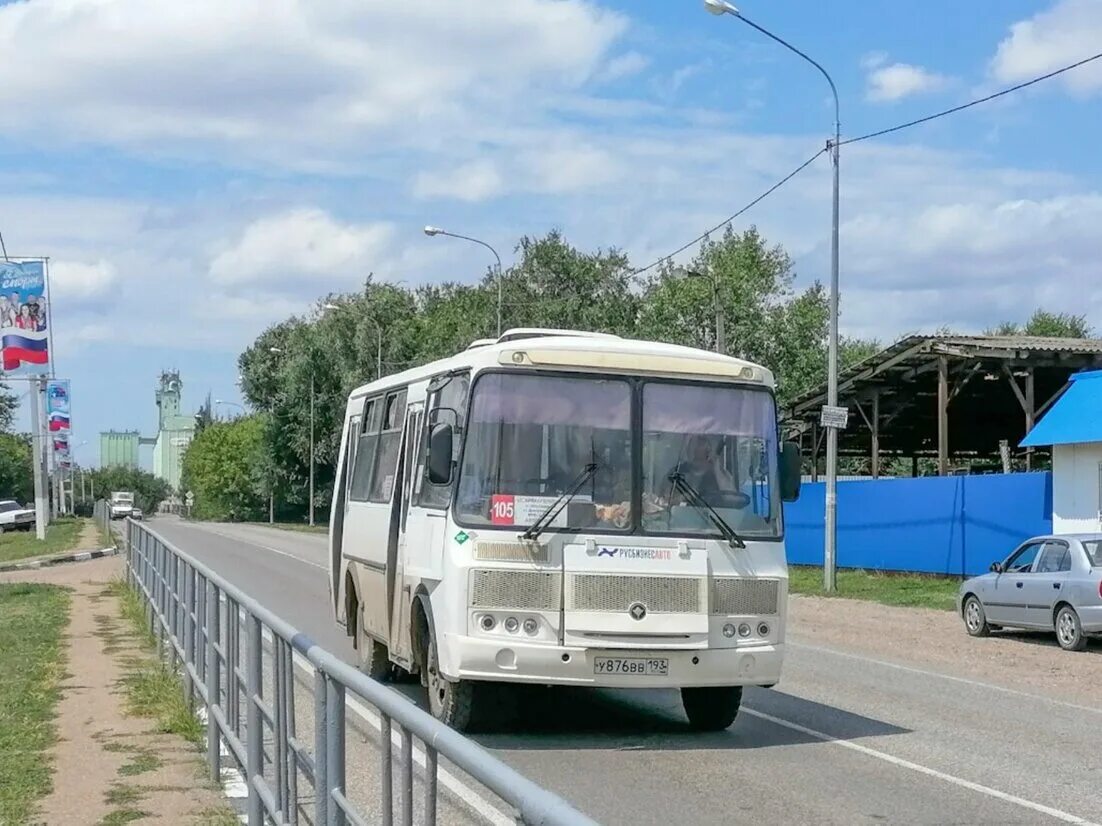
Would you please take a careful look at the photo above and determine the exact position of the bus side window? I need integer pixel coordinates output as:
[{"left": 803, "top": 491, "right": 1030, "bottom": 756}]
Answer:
[
  {"left": 369, "top": 389, "right": 407, "bottom": 502},
  {"left": 349, "top": 398, "right": 381, "bottom": 501},
  {"left": 343, "top": 413, "right": 361, "bottom": 511},
  {"left": 417, "top": 373, "right": 469, "bottom": 509}
]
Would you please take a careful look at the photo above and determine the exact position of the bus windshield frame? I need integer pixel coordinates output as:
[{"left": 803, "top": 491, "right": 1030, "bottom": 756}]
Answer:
[{"left": 452, "top": 369, "right": 784, "bottom": 541}]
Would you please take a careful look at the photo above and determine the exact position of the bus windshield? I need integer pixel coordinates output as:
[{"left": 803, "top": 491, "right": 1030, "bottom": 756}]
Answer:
[{"left": 454, "top": 372, "right": 781, "bottom": 538}]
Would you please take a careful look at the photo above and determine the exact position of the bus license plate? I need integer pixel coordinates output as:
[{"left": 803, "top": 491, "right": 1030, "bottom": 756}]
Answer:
[{"left": 593, "top": 657, "right": 669, "bottom": 676}]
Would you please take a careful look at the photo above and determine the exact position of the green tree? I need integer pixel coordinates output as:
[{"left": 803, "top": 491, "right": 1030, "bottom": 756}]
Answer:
[
  {"left": 180, "top": 415, "right": 267, "bottom": 521},
  {"left": 987, "top": 309, "right": 1092, "bottom": 338},
  {"left": 90, "top": 466, "right": 171, "bottom": 514},
  {"left": 0, "top": 432, "right": 33, "bottom": 504}
]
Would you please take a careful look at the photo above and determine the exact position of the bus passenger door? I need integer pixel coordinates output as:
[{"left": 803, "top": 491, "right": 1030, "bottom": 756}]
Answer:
[{"left": 389, "top": 403, "right": 424, "bottom": 669}]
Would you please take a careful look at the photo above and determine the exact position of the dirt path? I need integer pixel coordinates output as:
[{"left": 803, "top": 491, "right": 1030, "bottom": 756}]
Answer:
[
  {"left": 790, "top": 593, "right": 1102, "bottom": 707},
  {"left": 0, "top": 557, "right": 232, "bottom": 825},
  {"left": 77, "top": 519, "right": 103, "bottom": 552}
]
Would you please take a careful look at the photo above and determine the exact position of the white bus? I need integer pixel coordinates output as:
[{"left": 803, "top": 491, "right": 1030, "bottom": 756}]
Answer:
[{"left": 329, "top": 329, "right": 801, "bottom": 731}]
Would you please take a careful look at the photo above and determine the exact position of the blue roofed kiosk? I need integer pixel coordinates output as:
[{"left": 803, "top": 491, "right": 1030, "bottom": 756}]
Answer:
[{"left": 1021, "top": 369, "right": 1102, "bottom": 533}]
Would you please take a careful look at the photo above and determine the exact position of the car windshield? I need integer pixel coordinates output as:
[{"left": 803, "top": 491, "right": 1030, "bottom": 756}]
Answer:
[
  {"left": 112, "top": 493, "right": 133, "bottom": 503},
  {"left": 641, "top": 382, "right": 781, "bottom": 539},
  {"left": 1084, "top": 539, "right": 1102, "bottom": 567},
  {"left": 0, "top": 501, "right": 19, "bottom": 513},
  {"left": 454, "top": 372, "right": 781, "bottom": 538}
]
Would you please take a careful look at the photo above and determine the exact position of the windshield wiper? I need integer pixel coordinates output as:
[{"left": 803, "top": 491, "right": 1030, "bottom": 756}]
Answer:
[
  {"left": 668, "top": 472, "right": 746, "bottom": 549},
  {"left": 521, "top": 463, "right": 600, "bottom": 541}
]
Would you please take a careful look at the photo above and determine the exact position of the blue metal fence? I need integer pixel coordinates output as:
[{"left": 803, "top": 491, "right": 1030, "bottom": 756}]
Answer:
[{"left": 786, "top": 472, "right": 1054, "bottom": 577}]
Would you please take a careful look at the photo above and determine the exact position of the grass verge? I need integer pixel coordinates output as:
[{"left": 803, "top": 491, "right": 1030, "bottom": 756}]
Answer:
[
  {"left": 249, "top": 521, "right": 327, "bottom": 534},
  {"left": 788, "top": 566, "right": 961, "bottom": 611},
  {"left": 0, "top": 583, "right": 70, "bottom": 824},
  {"left": 0, "top": 517, "right": 88, "bottom": 564},
  {"left": 107, "top": 580, "right": 203, "bottom": 745}
]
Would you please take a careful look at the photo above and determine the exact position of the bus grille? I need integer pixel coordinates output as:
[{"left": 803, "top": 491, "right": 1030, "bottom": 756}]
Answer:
[
  {"left": 711, "top": 578, "right": 780, "bottom": 616},
  {"left": 569, "top": 575, "right": 702, "bottom": 614},
  {"left": 473, "top": 541, "right": 549, "bottom": 563},
  {"left": 469, "top": 570, "right": 561, "bottom": 612}
]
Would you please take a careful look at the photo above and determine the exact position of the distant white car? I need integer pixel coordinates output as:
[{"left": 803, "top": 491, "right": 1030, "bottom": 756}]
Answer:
[
  {"left": 130, "top": 507, "right": 144, "bottom": 521},
  {"left": 0, "top": 499, "right": 36, "bottom": 532}
]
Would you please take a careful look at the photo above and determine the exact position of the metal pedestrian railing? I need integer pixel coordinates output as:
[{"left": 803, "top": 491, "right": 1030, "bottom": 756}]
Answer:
[{"left": 122, "top": 518, "right": 595, "bottom": 826}]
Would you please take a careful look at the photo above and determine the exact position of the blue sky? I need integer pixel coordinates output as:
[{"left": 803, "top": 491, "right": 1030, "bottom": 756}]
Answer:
[{"left": 1, "top": 0, "right": 1100, "bottom": 470}]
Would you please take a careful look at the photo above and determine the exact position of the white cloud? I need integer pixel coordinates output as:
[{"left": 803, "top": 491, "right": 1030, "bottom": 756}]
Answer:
[
  {"left": 413, "top": 160, "right": 504, "bottom": 202},
  {"left": 600, "top": 52, "right": 649, "bottom": 82},
  {"left": 991, "top": 0, "right": 1102, "bottom": 95},
  {"left": 0, "top": 0, "right": 627, "bottom": 168},
  {"left": 209, "top": 209, "right": 394, "bottom": 286},
  {"left": 49, "top": 259, "right": 118, "bottom": 299},
  {"left": 865, "top": 61, "right": 951, "bottom": 102}
]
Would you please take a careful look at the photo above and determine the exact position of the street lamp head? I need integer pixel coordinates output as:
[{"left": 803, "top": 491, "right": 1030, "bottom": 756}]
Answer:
[
  {"left": 423, "top": 225, "right": 443, "bottom": 237},
  {"left": 704, "top": 0, "right": 739, "bottom": 15},
  {"left": 321, "top": 302, "right": 340, "bottom": 311},
  {"left": 214, "top": 399, "right": 226, "bottom": 405},
  {"left": 268, "top": 346, "right": 283, "bottom": 354},
  {"left": 670, "top": 267, "right": 706, "bottom": 281}
]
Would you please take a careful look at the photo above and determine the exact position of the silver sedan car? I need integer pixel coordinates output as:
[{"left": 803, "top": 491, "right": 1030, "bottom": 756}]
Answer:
[{"left": 958, "top": 534, "right": 1102, "bottom": 651}]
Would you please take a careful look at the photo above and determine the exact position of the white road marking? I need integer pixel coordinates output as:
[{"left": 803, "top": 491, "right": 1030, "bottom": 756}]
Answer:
[
  {"left": 789, "top": 640, "right": 1102, "bottom": 716},
  {"left": 745, "top": 708, "right": 1099, "bottom": 825}
]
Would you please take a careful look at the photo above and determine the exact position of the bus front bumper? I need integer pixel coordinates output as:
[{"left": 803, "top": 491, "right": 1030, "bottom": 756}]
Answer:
[{"left": 441, "top": 634, "right": 783, "bottom": 688}]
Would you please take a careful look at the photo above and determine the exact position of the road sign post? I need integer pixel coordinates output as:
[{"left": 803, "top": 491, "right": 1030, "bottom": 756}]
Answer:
[{"left": 819, "top": 404, "right": 849, "bottom": 591}]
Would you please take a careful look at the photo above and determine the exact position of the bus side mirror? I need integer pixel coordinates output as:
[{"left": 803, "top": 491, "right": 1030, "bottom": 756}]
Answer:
[
  {"left": 427, "top": 423, "right": 454, "bottom": 485},
  {"left": 779, "top": 441, "right": 801, "bottom": 502}
]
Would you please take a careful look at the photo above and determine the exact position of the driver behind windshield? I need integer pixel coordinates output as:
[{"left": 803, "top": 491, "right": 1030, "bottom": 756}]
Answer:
[{"left": 667, "top": 435, "right": 735, "bottom": 501}]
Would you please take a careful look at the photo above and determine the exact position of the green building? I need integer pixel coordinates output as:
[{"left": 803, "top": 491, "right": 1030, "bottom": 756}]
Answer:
[
  {"left": 100, "top": 430, "right": 140, "bottom": 469},
  {"left": 152, "top": 371, "right": 195, "bottom": 492}
]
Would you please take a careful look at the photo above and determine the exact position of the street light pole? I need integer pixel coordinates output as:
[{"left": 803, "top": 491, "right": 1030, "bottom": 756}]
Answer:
[
  {"left": 711, "top": 271, "right": 725, "bottom": 356},
  {"left": 309, "top": 373, "right": 315, "bottom": 527},
  {"left": 705, "top": 0, "right": 842, "bottom": 591},
  {"left": 424, "top": 226, "right": 503, "bottom": 336}
]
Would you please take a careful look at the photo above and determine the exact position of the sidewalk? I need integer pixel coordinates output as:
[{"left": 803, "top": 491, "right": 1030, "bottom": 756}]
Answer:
[{"left": 0, "top": 556, "right": 234, "bottom": 825}]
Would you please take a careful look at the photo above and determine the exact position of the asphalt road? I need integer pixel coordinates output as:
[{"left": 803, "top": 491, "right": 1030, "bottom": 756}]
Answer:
[{"left": 150, "top": 517, "right": 1102, "bottom": 826}]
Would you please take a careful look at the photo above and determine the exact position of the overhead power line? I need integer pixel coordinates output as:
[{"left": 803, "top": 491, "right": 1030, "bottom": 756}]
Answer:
[
  {"left": 631, "top": 147, "right": 827, "bottom": 277},
  {"left": 843, "top": 50, "right": 1102, "bottom": 146},
  {"left": 632, "top": 50, "right": 1102, "bottom": 277}
]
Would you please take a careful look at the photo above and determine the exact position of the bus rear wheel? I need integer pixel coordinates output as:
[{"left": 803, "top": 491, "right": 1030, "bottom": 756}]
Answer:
[
  {"left": 423, "top": 627, "right": 481, "bottom": 732},
  {"left": 356, "top": 608, "right": 391, "bottom": 682},
  {"left": 681, "top": 686, "right": 743, "bottom": 731}
]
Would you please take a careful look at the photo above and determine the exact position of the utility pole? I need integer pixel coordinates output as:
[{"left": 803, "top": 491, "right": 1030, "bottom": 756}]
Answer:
[
  {"left": 29, "top": 378, "right": 48, "bottom": 539},
  {"left": 711, "top": 272, "right": 725, "bottom": 355},
  {"left": 309, "top": 373, "right": 315, "bottom": 527}
]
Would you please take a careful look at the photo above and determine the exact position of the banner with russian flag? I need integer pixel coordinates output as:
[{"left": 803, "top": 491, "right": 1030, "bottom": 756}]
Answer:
[
  {"left": 0, "top": 260, "right": 49, "bottom": 373},
  {"left": 47, "top": 380, "right": 71, "bottom": 433}
]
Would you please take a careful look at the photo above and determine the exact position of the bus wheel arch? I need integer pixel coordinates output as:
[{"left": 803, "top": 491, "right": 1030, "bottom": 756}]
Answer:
[{"left": 344, "top": 569, "right": 359, "bottom": 643}]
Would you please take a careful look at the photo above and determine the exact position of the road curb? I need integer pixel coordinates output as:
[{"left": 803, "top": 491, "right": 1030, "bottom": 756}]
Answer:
[{"left": 0, "top": 546, "right": 120, "bottom": 573}]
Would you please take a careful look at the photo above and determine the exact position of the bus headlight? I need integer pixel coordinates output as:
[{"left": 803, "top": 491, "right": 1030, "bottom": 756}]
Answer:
[
  {"left": 479, "top": 615, "right": 496, "bottom": 632},
  {"left": 523, "top": 618, "right": 539, "bottom": 636},
  {"left": 722, "top": 623, "right": 736, "bottom": 638},
  {"left": 504, "top": 616, "right": 519, "bottom": 633},
  {"left": 757, "top": 622, "right": 770, "bottom": 637},
  {"left": 737, "top": 623, "right": 751, "bottom": 637}
]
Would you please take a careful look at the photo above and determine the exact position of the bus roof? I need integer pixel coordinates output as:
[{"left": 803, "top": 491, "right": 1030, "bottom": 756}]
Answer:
[{"left": 348, "top": 329, "right": 775, "bottom": 401}]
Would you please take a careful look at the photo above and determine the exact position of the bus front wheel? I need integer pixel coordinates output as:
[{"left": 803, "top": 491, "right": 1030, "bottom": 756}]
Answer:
[
  {"left": 681, "top": 686, "right": 743, "bottom": 731},
  {"left": 423, "top": 627, "right": 480, "bottom": 732},
  {"left": 356, "top": 608, "right": 391, "bottom": 683}
]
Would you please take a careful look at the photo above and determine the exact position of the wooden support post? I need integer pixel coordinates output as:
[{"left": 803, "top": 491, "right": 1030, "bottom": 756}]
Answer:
[
  {"left": 938, "top": 356, "right": 949, "bottom": 476},
  {"left": 871, "top": 390, "right": 881, "bottom": 480},
  {"left": 810, "top": 423, "right": 820, "bottom": 483},
  {"left": 911, "top": 455, "right": 919, "bottom": 478},
  {"left": 1025, "top": 367, "right": 1035, "bottom": 471}
]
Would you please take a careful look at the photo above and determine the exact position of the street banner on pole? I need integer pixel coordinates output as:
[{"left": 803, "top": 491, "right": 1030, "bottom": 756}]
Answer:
[
  {"left": 46, "top": 379, "right": 71, "bottom": 432},
  {"left": 0, "top": 260, "right": 49, "bottom": 372}
]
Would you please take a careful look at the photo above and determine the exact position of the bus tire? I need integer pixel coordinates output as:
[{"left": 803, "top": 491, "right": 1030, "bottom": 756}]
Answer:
[
  {"left": 357, "top": 608, "right": 392, "bottom": 682},
  {"left": 681, "top": 686, "right": 742, "bottom": 731},
  {"left": 423, "top": 624, "right": 479, "bottom": 732}
]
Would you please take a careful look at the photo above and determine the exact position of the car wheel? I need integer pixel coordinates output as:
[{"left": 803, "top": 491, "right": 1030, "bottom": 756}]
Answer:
[
  {"left": 423, "top": 624, "right": 481, "bottom": 732},
  {"left": 681, "top": 686, "right": 743, "bottom": 731},
  {"left": 356, "top": 608, "right": 392, "bottom": 682},
  {"left": 1055, "top": 605, "right": 1087, "bottom": 652},
  {"left": 963, "top": 595, "right": 990, "bottom": 637}
]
